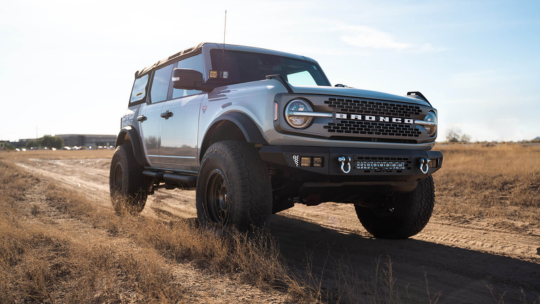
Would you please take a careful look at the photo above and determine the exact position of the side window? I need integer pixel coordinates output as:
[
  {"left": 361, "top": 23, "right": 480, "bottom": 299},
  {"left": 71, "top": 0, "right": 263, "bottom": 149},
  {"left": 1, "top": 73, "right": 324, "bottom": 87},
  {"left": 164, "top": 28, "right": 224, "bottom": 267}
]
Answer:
[
  {"left": 287, "top": 70, "right": 317, "bottom": 86},
  {"left": 150, "top": 64, "right": 173, "bottom": 103},
  {"left": 129, "top": 74, "right": 149, "bottom": 103},
  {"left": 172, "top": 55, "right": 204, "bottom": 99}
]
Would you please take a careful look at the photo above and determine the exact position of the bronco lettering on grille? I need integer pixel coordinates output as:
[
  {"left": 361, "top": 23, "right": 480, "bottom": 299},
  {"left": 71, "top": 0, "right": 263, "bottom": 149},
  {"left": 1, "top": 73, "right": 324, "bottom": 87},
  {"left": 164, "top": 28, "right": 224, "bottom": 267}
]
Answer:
[{"left": 336, "top": 113, "right": 414, "bottom": 124}]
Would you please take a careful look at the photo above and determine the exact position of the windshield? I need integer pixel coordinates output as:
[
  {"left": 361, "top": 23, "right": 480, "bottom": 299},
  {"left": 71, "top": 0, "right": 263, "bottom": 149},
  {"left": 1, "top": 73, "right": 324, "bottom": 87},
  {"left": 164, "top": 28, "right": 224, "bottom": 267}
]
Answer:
[{"left": 210, "top": 49, "right": 331, "bottom": 86}]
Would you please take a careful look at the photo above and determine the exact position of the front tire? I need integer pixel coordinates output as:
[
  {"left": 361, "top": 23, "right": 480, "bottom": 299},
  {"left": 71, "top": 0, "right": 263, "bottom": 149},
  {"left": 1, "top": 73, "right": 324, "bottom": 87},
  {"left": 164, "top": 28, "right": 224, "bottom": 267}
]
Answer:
[
  {"left": 355, "top": 176, "right": 435, "bottom": 239},
  {"left": 196, "top": 141, "right": 272, "bottom": 231},
  {"left": 109, "top": 145, "right": 150, "bottom": 214}
]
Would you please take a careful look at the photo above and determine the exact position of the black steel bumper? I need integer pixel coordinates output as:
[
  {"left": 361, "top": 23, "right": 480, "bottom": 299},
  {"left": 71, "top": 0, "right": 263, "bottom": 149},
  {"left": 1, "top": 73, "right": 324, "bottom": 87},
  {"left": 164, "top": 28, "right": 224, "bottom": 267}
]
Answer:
[{"left": 259, "top": 146, "right": 443, "bottom": 186}]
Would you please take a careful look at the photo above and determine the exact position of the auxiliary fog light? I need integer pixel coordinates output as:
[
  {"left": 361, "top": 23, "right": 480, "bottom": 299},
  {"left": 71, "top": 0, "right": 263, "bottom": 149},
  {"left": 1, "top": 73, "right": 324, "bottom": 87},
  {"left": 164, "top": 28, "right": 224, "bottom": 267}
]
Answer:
[
  {"left": 301, "top": 157, "right": 312, "bottom": 167},
  {"left": 313, "top": 157, "right": 323, "bottom": 167}
]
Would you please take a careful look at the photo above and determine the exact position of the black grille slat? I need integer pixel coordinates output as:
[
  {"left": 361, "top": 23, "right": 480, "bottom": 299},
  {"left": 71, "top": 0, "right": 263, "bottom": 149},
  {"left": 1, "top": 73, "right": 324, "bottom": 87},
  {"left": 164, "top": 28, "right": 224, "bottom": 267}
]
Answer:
[{"left": 327, "top": 98, "right": 422, "bottom": 117}]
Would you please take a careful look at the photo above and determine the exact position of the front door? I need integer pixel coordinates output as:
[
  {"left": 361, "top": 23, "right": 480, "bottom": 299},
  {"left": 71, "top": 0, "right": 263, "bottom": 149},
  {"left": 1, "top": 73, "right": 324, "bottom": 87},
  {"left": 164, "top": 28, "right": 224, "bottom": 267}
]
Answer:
[
  {"left": 159, "top": 54, "right": 205, "bottom": 172},
  {"left": 159, "top": 94, "right": 203, "bottom": 172}
]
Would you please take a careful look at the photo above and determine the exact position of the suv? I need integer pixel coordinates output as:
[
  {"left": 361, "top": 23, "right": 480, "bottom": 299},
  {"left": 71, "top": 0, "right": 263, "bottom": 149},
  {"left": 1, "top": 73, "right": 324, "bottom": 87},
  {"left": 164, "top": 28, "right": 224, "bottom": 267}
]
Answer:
[{"left": 110, "top": 43, "right": 442, "bottom": 239}]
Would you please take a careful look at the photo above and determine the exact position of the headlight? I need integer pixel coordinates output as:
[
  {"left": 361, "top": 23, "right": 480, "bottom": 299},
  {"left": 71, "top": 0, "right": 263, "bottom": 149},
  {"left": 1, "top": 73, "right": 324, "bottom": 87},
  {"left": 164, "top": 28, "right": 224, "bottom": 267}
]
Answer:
[
  {"left": 285, "top": 99, "right": 313, "bottom": 129},
  {"left": 423, "top": 111, "right": 437, "bottom": 136}
]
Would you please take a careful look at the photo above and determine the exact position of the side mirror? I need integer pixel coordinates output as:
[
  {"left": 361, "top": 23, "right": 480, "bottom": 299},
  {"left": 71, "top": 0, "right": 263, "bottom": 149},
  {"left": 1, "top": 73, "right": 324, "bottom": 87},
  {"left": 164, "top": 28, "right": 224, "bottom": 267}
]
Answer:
[{"left": 172, "top": 68, "right": 203, "bottom": 90}]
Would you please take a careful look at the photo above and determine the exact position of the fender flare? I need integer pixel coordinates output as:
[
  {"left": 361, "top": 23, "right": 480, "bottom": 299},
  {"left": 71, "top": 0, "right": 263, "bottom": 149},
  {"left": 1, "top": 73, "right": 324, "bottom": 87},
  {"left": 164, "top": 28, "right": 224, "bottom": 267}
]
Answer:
[
  {"left": 115, "top": 126, "right": 149, "bottom": 167},
  {"left": 200, "top": 112, "right": 268, "bottom": 159}
]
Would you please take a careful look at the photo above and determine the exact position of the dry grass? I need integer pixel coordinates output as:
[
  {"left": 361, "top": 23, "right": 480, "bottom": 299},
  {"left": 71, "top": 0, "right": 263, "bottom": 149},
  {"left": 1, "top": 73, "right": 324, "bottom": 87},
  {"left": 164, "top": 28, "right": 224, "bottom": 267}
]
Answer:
[
  {"left": 433, "top": 144, "right": 540, "bottom": 227},
  {"left": 0, "top": 162, "right": 187, "bottom": 303}
]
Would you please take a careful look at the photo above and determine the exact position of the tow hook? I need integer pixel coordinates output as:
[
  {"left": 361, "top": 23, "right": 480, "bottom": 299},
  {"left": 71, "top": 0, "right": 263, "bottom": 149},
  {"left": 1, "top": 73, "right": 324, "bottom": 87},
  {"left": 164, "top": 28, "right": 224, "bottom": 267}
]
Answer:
[
  {"left": 420, "top": 158, "right": 431, "bottom": 174},
  {"left": 338, "top": 156, "right": 351, "bottom": 174}
]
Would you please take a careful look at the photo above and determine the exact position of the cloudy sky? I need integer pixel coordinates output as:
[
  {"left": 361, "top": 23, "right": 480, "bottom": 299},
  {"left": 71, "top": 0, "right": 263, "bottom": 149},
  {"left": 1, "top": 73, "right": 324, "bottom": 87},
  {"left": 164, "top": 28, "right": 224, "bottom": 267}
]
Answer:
[{"left": 1, "top": 0, "right": 539, "bottom": 142}]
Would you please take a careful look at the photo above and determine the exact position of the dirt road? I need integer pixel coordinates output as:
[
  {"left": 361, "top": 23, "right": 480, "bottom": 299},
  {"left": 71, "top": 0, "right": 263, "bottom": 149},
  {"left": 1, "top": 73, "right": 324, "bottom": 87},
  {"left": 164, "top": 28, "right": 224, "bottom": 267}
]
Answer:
[{"left": 15, "top": 158, "right": 540, "bottom": 303}]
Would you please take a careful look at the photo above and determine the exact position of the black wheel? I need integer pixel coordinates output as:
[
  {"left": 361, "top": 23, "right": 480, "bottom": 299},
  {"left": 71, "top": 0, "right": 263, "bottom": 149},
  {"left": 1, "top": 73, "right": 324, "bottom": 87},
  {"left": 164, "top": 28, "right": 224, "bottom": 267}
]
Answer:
[
  {"left": 109, "top": 145, "right": 150, "bottom": 214},
  {"left": 196, "top": 141, "right": 272, "bottom": 231},
  {"left": 355, "top": 176, "right": 435, "bottom": 239}
]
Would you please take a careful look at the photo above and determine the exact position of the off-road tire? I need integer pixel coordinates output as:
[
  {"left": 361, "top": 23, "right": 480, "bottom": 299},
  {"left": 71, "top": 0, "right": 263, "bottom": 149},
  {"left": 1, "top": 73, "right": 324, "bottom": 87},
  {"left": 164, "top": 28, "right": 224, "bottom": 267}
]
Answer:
[
  {"left": 355, "top": 176, "right": 435, "bottom": 239},
  {"left": 109, "top": 145, "right": 150, "bottom": 215},
  {"left": 196, "top": 141, "right": 272, "bottom": 232}
]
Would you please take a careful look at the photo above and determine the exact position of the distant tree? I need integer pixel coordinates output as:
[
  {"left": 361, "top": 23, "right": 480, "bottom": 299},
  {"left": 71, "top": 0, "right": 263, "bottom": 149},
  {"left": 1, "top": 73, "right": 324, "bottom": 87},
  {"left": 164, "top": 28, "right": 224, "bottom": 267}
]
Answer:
[
  {"left": 446, "top": 128, "right": 461, "bottom": 143},
  {"left": 461, "top": 133, "right": 471, "bottom": 144},
  {"left": 26, "top": 140, "right": 38, "bottom": 149},
  {"left": 446, "top": 128, "right": 471, "bottom": 144},
  {"left": 38, "top": 135, "right": 64, "bottom": 149},
  {"left": 0, "top": 142, "right": 15, "bottom": 150}
]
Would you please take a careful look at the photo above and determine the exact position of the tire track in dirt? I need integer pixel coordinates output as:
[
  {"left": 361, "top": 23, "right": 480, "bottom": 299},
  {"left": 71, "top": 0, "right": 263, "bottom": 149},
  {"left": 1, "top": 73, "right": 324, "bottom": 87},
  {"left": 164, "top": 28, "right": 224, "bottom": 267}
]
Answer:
[{"left": 14, "top": 158, "right": 540, "bottom": 303}]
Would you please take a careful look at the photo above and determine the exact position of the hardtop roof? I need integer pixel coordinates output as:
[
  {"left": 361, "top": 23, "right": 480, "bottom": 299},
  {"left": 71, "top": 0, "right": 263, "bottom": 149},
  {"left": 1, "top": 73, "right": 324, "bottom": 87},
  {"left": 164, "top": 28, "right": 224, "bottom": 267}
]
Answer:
[{"left": 135, "top": 43, "right": 314, "bottom": 78}]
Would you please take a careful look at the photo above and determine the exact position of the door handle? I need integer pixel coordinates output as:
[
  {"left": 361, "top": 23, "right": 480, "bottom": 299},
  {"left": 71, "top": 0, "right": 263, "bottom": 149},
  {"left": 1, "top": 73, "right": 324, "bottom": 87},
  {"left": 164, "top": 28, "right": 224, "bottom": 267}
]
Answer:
[
  {"left": 137, "top": 115, "right": 147, "bottom": 122},
  {"left": 161, "top": 110, "right": 173, "bottom": 119}
]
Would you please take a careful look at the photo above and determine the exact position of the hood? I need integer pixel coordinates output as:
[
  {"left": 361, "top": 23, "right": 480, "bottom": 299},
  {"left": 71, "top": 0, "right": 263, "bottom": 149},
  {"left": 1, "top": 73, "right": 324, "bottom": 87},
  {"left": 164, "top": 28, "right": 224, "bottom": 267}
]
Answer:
[{"left": 290, "top": 85, "right": 430, "bottom": 107}]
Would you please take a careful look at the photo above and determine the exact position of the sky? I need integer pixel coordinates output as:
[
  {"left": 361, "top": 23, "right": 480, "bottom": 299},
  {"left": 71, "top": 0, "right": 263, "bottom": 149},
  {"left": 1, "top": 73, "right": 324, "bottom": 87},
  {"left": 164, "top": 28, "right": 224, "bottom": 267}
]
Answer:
[{"left": 1, "top": 0, "right": 539, "bottom": 142}]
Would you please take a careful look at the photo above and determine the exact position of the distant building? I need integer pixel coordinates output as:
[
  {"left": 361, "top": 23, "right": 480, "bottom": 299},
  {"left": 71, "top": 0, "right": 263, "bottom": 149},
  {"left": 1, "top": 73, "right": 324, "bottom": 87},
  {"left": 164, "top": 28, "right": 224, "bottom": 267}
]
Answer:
[
  {"left": 11, "top": 138, "right": 34, "bottom": 148},
  {"left": 55, "top": 134, "right": 117, "bottom": 148}
]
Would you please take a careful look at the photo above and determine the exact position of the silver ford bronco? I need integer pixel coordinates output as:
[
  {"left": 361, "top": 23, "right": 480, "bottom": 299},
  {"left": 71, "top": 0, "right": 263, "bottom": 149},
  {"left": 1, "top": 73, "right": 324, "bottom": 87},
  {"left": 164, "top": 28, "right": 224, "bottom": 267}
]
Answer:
[{"left": 110, "top": 43, "right": 443, "bottom": 239}]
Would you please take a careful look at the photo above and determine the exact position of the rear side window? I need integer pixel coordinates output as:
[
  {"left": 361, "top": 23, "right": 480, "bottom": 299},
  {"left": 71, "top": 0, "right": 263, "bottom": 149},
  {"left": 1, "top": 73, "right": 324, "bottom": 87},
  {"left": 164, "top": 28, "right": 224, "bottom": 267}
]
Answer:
[
  {"left": 129, "top": 74, "right": 149, "bottom": 103},
  {"left": 150, "top": 64, "right": 173, "bottom": 103},
  {"left": 172, "top": 55, "right": 204, "bottom": 99}
]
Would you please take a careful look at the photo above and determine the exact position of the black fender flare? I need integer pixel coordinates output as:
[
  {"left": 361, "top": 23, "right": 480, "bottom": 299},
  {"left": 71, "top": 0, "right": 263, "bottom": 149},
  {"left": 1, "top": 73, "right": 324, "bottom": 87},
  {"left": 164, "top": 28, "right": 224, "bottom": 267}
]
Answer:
[
  {"left": 115, "top": 126, "right": 149, "bottom": 167},
  {"left": 200, "top": 112, "right": 268, "bottom": 159}
]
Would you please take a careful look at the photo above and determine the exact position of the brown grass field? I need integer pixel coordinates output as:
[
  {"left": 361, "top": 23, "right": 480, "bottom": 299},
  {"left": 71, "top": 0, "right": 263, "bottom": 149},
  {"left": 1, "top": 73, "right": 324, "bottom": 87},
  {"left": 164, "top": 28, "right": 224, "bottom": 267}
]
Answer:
[
  {"left": 0, "top": 144, "right": 539, "bottom": 303},
  {"left": 435, "top": 144, "right": 540, "bottom": 227}
]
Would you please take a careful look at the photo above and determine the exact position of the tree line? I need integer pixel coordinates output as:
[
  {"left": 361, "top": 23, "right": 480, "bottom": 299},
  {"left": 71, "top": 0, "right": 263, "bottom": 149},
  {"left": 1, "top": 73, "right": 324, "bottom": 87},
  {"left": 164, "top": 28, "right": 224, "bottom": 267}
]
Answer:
[{"left": 25, "top": 136, "right": 65, "bottom": 149}]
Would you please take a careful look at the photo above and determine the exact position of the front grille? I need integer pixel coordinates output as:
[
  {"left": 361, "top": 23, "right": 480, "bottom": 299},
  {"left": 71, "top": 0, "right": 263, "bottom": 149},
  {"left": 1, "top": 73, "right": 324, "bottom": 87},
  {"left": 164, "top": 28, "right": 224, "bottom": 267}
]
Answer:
[
  {"left": 324, "top": 120, "right": 421, "bottom": 137},
  {"left": 324, "top": 98, "right": 422, "bottom": 117},
  {"left": 355, "top": 156, "right": 412, "bottom": 173}
]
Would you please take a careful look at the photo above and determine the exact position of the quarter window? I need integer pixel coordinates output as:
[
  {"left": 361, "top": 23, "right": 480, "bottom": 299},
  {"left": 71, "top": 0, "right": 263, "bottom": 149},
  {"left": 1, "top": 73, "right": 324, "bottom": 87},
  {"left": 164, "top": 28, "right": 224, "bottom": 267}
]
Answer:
[
  {"left": 129, "top": 74, "right": 149, "bottom": 103},
  {"left": 150, "top": 64, "right": 173, "bottom": 103},
  {"left": 172, "top": 55, "right": 204, "bottom": 99},
  {"left": 287, "top": 70, "right": 317, "bottom": 86}
]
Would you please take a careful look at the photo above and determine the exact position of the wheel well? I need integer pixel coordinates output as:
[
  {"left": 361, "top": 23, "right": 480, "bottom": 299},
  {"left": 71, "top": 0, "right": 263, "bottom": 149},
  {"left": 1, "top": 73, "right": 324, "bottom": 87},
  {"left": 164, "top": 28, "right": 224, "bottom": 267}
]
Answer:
[
  {"left": 116, "top": 131, "right": 131, "bottom": 147},
  {"left": 200, "top": 121, "right": 247, "bottom": 159},
  {"left": 115, "top": 128, "right": 148, "bottom": 167}
]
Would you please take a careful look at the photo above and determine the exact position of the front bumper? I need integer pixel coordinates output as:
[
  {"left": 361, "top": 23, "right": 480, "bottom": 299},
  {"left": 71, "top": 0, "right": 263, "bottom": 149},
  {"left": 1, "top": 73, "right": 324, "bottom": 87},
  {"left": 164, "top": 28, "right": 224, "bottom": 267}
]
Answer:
[{"left": 259, "top": 146, "right": 443, "bottom": 185}]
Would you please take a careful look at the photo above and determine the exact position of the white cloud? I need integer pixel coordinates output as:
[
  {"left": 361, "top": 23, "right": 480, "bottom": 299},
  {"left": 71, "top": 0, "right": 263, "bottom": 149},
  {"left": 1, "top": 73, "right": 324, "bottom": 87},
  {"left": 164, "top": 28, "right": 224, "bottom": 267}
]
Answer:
[
  {"left": 338, "top": 24, "right": 443, "bottom": 53},
  {"left": 340, "top": 25, "right": 412, "bottom": 49}
]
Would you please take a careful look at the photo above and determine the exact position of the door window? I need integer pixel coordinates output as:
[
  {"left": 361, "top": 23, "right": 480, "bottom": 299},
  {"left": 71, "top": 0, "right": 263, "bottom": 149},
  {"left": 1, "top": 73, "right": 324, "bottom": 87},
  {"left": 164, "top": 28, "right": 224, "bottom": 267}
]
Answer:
[
  {"left": 172, "top": 55, "right": 204, "bottom": 99},
  {"left": 150, "top": 64, "right": 173, "bottom": 103},
  {"left": 129, "top": 74, "right": 149, "bottom": 103}
]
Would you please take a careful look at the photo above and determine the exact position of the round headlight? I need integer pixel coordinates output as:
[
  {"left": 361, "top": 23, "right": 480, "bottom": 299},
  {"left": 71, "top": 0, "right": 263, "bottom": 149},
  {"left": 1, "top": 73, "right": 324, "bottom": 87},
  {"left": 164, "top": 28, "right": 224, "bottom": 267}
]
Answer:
[
  {"left": 424, "top": 111, "right": 437, "bottom": 136},
  {"left": 285, "top": 99, "right": 313, "bottom": 129}
]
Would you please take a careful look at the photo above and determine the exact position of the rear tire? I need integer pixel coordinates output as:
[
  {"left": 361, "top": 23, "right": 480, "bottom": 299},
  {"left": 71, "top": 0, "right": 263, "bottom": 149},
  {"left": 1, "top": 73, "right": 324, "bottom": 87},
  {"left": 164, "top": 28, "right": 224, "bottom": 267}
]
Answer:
[
  {"left": 109, "top": 145, "right": 150, "bottom": 214},
  {"left": 196, "top": 141, "right": 272, "bottom": 232},
  {"left": 355, "top": 176, "right": 435, "bottom": 239}
]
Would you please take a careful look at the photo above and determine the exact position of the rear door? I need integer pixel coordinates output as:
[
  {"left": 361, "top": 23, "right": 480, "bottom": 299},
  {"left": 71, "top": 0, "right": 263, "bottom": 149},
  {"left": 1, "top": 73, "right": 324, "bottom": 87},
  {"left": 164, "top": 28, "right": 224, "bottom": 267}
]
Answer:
[
  {"left": 138, "top": 64, "right": 173, "bottom": 166},
  {"left": 159, "top": 55, "right": 205, "bottom": 172}
]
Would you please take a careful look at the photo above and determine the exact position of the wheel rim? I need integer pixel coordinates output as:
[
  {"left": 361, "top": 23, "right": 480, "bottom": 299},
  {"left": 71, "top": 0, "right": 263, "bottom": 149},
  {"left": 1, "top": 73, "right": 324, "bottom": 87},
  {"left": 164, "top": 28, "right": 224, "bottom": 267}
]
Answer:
[
  {"left": 205, "top": 169, "right": 229, "bottom": 225},
  {"left": 114, "top": 162, "right": 123, "bottom": 191}
]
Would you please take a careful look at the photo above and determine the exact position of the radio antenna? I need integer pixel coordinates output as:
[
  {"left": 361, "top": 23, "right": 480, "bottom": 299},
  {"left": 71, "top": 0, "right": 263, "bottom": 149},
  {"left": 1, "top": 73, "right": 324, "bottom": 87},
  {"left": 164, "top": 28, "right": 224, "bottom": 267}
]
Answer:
[{"left": 221, "top": 10, "right": 227, "bottom": 79}]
